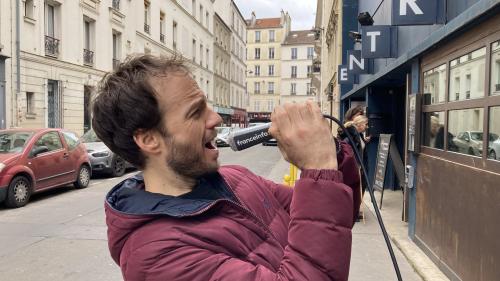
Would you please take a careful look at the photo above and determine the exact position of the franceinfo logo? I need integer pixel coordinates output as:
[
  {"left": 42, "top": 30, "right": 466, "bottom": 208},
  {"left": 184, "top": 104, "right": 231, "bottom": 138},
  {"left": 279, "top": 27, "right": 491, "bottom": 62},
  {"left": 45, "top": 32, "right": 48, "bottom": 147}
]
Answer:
[{"left": 236, "top": 131, "right": 270, "bottom": 146}]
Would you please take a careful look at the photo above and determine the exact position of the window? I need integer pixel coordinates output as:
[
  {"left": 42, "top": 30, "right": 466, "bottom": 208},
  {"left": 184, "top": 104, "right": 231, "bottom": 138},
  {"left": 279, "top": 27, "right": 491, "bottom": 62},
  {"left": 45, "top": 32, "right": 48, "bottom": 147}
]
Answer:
[
  {"left": 267, "top": 100, "right": 273, "bottom": 111},
  {"left": 62, "top": 131, "right": 80, "bottom": 150},
  {"left": 291, "top": 48, "right": 297, "bottom": 60},
  {"left": 160, "top": 12, "right": 166, "bottom": 43},
  {"left": 449, "top": 47, "right": 486, "bottom": 102},
  {"left": 291, "top": 83, "right": 297, "bottom": 95},
  {"left": 269, "top": 47, "right": 275, "bottom": 59},
  {"left": 24, "top": 0, "right": 34, "bottom": 18},
  {"left": 255, "top": 31, "right": 261, "bottom": 43},
  {"left": 423, "top": 64, "right": 446, "bottom": 105},
  {"left": 307, "top": 65, "right": 313, "bottom": 76},
  {"left": 192, "top": 0, "right": 196, "bottom": 17},
  {"left": 491, "top": 40, "right": 500, "bottom": 95},
  {"left": 448, "top": 108, "right": 484, "bottom": 156},
  {"left": 422, "top": 112, "right": 446, "bottom": 149},
  {"left": 199, "top": 5, "right": 203, "bottom": 23},
  {"left": 268, "top": 65, "right": 274, "bottom": 76},
  {"left": 200, "top": 43, "right": 203, "bottom": 65},
  {"left": 254, "top": 65, "right": 260, "bottom": 76},
  {"left": 268, "top": 82, "right": 274, "bottom": 94},
  {"left": 254, "top": 100, "right": 260, "bottom": 111},
  {"left": 307, "top": 83, "right": 311, "bottom": 95},
  {"left": 206, "top": 48, "right": 209, "bottom": 69},
  {"left": 46, "top": 3, "right": 55, "bottom": 37},
  {"left": 26, "top": 92, "right": 35, "bottom": 114},
  {"left": 291, "top": 66, "right": 297, "bottom": 78},
  {"left": 34, "top": 132, "right": 63, "bottom": 152},
  {"left": 255, "top": 48, "right": 260, "bottom": 59},
  {"left": 307, "top": 47, "right": 314, "bottom": 59},
  {"left": 172, "top": 22, "right": 178, "bottom": 50},
  {"left": 192, "top": 39, "right": 197, "bottom": 62},
  {"left": 488, "top": 107, "right": 500, "bottom": 160},
  {"left": 112, "top": 32, "right": 121, "bottom": 70},
  {"left": 83, "top": 19, "right": 94, "bottom": 66},
  {"left": 269, "top": 30, "right": 275, "bottom": 42},
  {"left": 254, "top": 82, "right": 260, "bottom": 94},
  {"left": 206, "top": 12, "right": 209, "bottom": 28}
]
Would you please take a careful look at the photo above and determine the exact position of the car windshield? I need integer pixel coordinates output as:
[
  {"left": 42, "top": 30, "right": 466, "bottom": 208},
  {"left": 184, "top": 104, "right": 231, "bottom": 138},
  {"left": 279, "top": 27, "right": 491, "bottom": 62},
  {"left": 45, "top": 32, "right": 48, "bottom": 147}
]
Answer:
[
  {"left": 470, "top": 132, "right": 482, "bottom": 141},
  {"left": 81, "top": 130, "right": 101, "bottom": 143},
  {"left": 0, "top": 131, "right": 34, "bottom": 153},
  {"left": 216, "top": 127, "right": 231, "bottom": 135},
  {"left": 489, "top": 133, "right": 499, "bottom": 141}
]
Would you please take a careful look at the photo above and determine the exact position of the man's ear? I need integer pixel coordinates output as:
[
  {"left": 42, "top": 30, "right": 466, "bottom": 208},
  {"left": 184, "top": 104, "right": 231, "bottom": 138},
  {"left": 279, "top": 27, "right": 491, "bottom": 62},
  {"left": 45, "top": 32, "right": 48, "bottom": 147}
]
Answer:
[{"left": 133, "top": 129, "right": 163, "bottom": 155}]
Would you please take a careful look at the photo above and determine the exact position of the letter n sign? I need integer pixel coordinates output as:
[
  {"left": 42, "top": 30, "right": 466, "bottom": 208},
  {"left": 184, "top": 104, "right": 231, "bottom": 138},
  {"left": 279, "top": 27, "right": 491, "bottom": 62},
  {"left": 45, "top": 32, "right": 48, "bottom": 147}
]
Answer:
[
  {"left": 348, "top": 50, "right": 371, "bottom": 74},
  {"left": 338, "top": 65, "right": 354, "bottom": 85},
  {"left": 392, "top": 0, "right": 445, "bottom": 26},
  {"left": 361, "top": 26, "right": 398, "bottom": 59}
]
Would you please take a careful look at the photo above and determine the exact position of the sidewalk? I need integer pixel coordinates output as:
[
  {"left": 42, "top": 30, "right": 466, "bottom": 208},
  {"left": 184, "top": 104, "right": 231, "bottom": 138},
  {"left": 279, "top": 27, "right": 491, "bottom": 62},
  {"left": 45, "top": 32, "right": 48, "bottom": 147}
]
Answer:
[{"left": 266, "top": 156, "right": 446, "bottom": 281}]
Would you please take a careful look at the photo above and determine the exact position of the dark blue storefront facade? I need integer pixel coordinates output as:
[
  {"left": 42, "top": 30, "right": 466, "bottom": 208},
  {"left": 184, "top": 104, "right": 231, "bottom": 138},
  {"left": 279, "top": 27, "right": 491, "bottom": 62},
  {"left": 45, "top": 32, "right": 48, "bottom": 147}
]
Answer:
[{"left": 339, "top": 1, "right": 500, "bottom": 280}]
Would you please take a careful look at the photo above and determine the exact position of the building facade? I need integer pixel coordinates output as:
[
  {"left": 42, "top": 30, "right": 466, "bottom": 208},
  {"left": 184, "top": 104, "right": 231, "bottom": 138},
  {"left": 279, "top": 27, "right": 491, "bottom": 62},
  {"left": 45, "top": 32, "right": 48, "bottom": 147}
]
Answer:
[
  {"left": 280, "top": 30, "right": 317, "bottom": 104},
  {"left": 1, "top": 0, "right": 215, "bottom": 135},
  {"left": 213, "top": 13, "right": 231, "bottom": 125},
  {"left": 213, "top": 0, "right": 247, "bottom": 127},
  {"left": 246, "top": 11, "right": 290, "bottom": 122},
  {"left": 338, "top": 1, "right": 500, "bottom": 280}
]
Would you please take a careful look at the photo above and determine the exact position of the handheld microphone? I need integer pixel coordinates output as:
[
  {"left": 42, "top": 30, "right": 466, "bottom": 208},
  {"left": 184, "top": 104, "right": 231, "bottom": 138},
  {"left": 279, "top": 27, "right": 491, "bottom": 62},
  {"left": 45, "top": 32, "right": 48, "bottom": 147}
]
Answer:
[{"left": 227, "top": 123, "right": 272, "bottom": 151}]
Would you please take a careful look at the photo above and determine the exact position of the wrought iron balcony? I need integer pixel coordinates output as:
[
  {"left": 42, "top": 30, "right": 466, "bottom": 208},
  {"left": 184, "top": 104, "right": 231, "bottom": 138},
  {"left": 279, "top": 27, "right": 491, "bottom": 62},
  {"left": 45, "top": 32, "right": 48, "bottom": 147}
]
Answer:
[
  {"left": 112, "top": 0, "right": 120, "bottom": 10},
  {"left": 83, "top": 49, "right": 94, "bottom": 66},
  {"left": 112, "top": 59, "right": 120, "bottom": 71},
  {"left": 45, "top": 35, "right": 59, "bottom": 57},
  {"left": 144, "top": 23, "right": 150, "bottom": 34},
  {"left": 160, "top": 33, "right": 165, "bottom": 43}
]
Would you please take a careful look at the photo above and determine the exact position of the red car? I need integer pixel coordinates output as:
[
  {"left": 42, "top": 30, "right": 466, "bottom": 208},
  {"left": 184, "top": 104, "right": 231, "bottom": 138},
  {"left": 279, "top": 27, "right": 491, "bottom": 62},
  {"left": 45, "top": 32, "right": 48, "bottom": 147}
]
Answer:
[{"left": 0, "top": 128, "right": 91, "bottom": 208}]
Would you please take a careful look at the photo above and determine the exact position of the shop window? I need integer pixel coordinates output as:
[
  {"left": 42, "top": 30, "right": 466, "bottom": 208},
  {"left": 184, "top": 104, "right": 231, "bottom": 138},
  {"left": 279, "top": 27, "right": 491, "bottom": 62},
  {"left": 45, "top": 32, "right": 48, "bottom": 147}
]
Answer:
[
  {"left": 447, "top": 108, "right": 484, "bottom": 156},
  {"left": 422, "top": 112, "right": 445, "bottom": 149},
  {"left": 423, "top": 64, "right": 446, "bottom": 105},
  {"left": 491, "top": 40, "right": 500, "bottom": 96},
  {"left": 488, "top": 106, "right": 500, "bottom": 161},
  {"left": 449, "top": 47, "right": 486, "bottom": 102}
]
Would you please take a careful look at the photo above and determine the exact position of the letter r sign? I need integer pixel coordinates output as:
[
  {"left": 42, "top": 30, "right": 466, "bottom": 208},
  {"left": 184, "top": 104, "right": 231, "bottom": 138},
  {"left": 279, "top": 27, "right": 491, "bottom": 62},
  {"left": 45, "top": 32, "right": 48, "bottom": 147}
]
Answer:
[{"left": 392, "top": 0, "right": 445, "bottom": 26}]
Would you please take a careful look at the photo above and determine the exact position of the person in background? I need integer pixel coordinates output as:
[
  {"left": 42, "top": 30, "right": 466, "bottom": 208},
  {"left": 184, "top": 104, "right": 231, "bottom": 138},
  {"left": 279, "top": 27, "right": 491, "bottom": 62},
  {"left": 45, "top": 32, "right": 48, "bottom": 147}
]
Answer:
[{"left": 91, "top": 54, "right": 360, "bottom": 281}]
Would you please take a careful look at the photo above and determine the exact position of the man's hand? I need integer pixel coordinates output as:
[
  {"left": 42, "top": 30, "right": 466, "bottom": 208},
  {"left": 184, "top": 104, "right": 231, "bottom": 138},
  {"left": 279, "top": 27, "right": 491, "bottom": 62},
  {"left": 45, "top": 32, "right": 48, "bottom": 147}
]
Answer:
[{"left": 269, "top": 101, "right": 338, "bottom": 170}]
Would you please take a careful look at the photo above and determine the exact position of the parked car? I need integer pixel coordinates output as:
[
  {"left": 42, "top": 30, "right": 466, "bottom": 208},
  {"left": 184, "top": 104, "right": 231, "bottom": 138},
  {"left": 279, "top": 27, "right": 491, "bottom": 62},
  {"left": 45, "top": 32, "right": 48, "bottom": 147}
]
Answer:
[
  {"left": 248, "top": 122, "right": 277, "bottom": 146},
  {"left": 215, "top": 127, "right": 234, "bottom": 147},
  {"left": 453, "top": 131, "right": 500, "bottom": 158},
  {"left": 0, "top": 128, "right": 91, "bottom": 208},
  {"left": 81, "top": 129, "right": 133, "bottom": 177}
]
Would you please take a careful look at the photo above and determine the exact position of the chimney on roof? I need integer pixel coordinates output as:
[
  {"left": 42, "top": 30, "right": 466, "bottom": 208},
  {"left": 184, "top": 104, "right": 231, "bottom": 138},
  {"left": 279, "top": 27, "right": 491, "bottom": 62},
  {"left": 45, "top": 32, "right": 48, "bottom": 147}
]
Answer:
[
  {"left": 251, "top": 11, "right": 256, "bottom": 26},
  {"left": 280, "top": 9, "right": 285, "bottom": 25}
]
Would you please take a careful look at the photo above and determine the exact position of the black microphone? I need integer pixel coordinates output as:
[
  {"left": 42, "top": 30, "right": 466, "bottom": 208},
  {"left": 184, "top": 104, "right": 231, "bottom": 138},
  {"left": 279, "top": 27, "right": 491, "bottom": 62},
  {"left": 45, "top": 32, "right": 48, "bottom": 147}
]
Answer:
[{"left": 227, "top": 123, "right": 272, "bottom": 151}]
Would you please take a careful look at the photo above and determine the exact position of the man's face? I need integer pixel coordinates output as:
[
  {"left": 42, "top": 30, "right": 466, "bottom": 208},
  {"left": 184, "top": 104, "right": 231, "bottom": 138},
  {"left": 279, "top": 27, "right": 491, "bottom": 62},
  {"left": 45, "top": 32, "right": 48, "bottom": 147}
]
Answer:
[{"left": 151, "top": 72, "right": 223, "bottom": 178}]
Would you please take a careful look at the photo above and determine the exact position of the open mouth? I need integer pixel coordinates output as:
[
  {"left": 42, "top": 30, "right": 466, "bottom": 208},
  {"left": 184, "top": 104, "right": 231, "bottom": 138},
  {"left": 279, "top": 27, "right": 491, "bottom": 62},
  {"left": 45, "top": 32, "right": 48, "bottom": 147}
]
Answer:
[{"left": 204, "top": 139, "right": 217, "bottom": 150}]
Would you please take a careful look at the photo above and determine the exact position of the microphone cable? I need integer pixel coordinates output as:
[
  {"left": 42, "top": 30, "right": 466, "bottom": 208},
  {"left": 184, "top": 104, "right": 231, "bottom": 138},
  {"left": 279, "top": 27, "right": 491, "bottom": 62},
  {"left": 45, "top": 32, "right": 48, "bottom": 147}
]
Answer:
[{"left": 322, "top": 114, "right": 403, "bottom": 281}]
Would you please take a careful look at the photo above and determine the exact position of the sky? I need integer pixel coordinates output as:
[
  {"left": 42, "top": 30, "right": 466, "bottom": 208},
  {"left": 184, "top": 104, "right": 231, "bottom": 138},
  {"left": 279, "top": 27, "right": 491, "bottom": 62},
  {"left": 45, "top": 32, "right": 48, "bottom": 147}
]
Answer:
[{"left": 233, "top": 0, "right": 316, "bottom": 31}]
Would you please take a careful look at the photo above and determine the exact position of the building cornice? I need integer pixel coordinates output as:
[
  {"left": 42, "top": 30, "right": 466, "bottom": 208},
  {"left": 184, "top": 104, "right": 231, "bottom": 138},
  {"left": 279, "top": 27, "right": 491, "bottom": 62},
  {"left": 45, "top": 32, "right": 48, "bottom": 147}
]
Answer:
[{"left": 20, "top": 51, "right": 107, "bottom": 76}]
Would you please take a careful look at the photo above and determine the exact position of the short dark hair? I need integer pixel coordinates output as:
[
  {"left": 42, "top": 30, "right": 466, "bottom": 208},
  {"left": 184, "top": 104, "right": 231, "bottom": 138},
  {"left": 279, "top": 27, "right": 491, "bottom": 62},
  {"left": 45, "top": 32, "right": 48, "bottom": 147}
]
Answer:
[
  {"left": 91, "top": 54, "right": 188, "bottom": 168},
  {"left": 344, "top": 105, "right": 365, "bottom": 122}
]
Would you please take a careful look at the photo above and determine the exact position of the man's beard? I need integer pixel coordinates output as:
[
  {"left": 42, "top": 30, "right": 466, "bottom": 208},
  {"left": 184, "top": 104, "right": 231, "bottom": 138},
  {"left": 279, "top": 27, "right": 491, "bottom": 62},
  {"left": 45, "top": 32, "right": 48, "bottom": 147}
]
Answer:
[{"left": 165, "top": 136, "right": 219, "bottom": 178}]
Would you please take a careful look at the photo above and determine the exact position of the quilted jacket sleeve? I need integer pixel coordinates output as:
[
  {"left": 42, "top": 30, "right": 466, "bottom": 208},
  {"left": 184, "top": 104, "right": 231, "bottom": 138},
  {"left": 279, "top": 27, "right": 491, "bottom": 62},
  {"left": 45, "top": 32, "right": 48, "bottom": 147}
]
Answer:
[{"left": 123, "top": 170, "right": 353, "bottom": 281}]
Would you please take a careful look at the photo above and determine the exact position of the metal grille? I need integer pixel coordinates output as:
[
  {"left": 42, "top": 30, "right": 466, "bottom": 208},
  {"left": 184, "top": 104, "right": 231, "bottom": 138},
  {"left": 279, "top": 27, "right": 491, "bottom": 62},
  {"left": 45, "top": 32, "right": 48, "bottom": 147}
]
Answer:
[
  {"left": 83, "top": 49, "right": 94, "bottom": 66},
  {"left": 45, "top": 35, "right": 60, "bottom": 57},
  {"left": 47, "top": 80, "right": 62, "bottom": 128}
]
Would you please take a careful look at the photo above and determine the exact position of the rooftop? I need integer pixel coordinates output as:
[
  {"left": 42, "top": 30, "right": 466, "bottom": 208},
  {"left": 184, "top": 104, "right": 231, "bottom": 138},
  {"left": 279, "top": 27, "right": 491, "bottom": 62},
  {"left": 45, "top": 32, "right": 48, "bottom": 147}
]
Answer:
[
  {"left": 283, "top": 30, "right": 316, "bottom": 45},
  {"left": 246, "top": 18, "right": 282, "bottom": 29}
]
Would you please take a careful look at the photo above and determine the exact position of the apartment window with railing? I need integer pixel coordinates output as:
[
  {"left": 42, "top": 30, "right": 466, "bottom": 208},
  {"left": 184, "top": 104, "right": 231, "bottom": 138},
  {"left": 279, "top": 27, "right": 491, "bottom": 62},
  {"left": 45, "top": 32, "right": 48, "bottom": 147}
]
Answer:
[
  {"left": 144, "top": 1, "right": 151, "bottom": 34},
  {"left": 206, "top": 48, "right": 209, "bottom": 69},
  {"left": 255, "top": 48, "right": 260, "bottom": 59},
  {"left": 112, "top": 0, "right": 120, "bottom": 10},
  {"left": 268, "top": 65, "right": 274, "bottom": 76},
  {"left": 200, "top": 44, "right": 203, "bottom": 66},
  {"left": 291, "top": 83, "right": 297, "bottom": 95},
  {"left": 291, "top": 66, "right": 297, "bottom": 78},
  {"left": 307, "top": 65, "right": 313, "bottom": 76},
  {"left": 24, "top": 0, "right": 34, "bottom": 18},
  {"left": 192, "top": 39, "right": 197, "bottom": 62},
  {"left": 254, "top": 65, "right": 260, "bottom": 76},
  {"left": 307, "top": 47, "right": 314, "bottom": 59},
  {"left": 269, "top": 47, "right": 275, "bottom": 59},
  {"left": 254, "top": 82, "right": 260, "bottom": 94},
  {"left": 254, "top": 100, "right": 260, "bottom": 111},
  {"left": 255, "top": 31, "right": 261, "bottom": 43},
  {"left": 45, "top": 3, "right": 59, "bottom": 57},
  {"left": 112, "top": 32, "right": 121, "bottom": 70},
  {"left": 160, "top": 12, "right": 166, "bottom": 43},
  {"left": 269, "top": 30, "right": 275, "bottom": 42},
  {"left": 172, "top": 22, "right": 178, "bottom": 50},
  {"left": 267, "top": 100, "right": 274, "bottom": 111},
  {"left": 83, "top": 19, "right": 94, "bottom": 66},
  {"left": 268, "top": 82, "right": 274, "bottom": 94},
  {"left": 291, "top": 48, "right": 298, "bottom": 60}
]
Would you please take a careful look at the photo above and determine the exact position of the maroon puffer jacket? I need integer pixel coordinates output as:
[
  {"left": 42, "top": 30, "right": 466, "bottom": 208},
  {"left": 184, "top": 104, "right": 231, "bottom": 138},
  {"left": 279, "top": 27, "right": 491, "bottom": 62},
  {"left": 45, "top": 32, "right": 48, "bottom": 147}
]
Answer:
[{"left": 105, "top": 143, "right": 358, "bottom": 281}]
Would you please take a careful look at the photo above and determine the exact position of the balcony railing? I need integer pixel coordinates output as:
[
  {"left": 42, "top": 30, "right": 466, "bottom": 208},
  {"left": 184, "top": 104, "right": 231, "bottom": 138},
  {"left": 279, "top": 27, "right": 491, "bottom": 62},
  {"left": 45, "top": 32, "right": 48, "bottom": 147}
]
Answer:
[
  {"left": 466, "top": 90, "right": 471, "bottom": 99},
  {"left": 160, "top": 33, "right": 165, "bottom": 43},
  {"left": 112, "top": 0, "right": 120, "bottom": 10},
  {"left": 291, "top": 73, "right": 297, "bottom": 78},
  {"left": 268, "top": 90, "right": 274, "bottom": 94},
  {"left": 112, "top": 59, "right": 120, "bottom": 70},
  {"left": 144, "top": 23, "right": 150, "bottom": 34},
  {"left": 83, "top": 49, "right": 94, "bottom": 66},
  {"left": 45, "top": 35, "right": 60, "bottom": 57}
]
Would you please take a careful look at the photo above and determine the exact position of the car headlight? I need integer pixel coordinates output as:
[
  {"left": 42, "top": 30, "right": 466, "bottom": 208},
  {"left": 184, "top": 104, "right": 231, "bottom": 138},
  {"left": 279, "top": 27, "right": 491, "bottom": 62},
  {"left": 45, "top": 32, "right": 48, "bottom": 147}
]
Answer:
[
  {"left": 91, "top": 151, "right": 110, "bottom": 157},
  {"left": 0, "top": 163, "right": 5, "bottom": 173}
]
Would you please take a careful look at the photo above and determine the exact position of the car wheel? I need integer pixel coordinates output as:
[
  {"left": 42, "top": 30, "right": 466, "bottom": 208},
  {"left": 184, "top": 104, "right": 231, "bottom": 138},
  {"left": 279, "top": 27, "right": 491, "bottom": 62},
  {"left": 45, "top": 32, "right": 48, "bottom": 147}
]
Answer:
[
  {"left": 74, "top": 165, "right": 91, "bottom": 189},
  {"left": 489, "top": 150, "right": 497, "bottom": 160},
  {"left": 111, "top": 156, "right": 126, "bottom": 177},
  {"left": 5, "top": 176, "right": 32, "bottom": 208}
]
